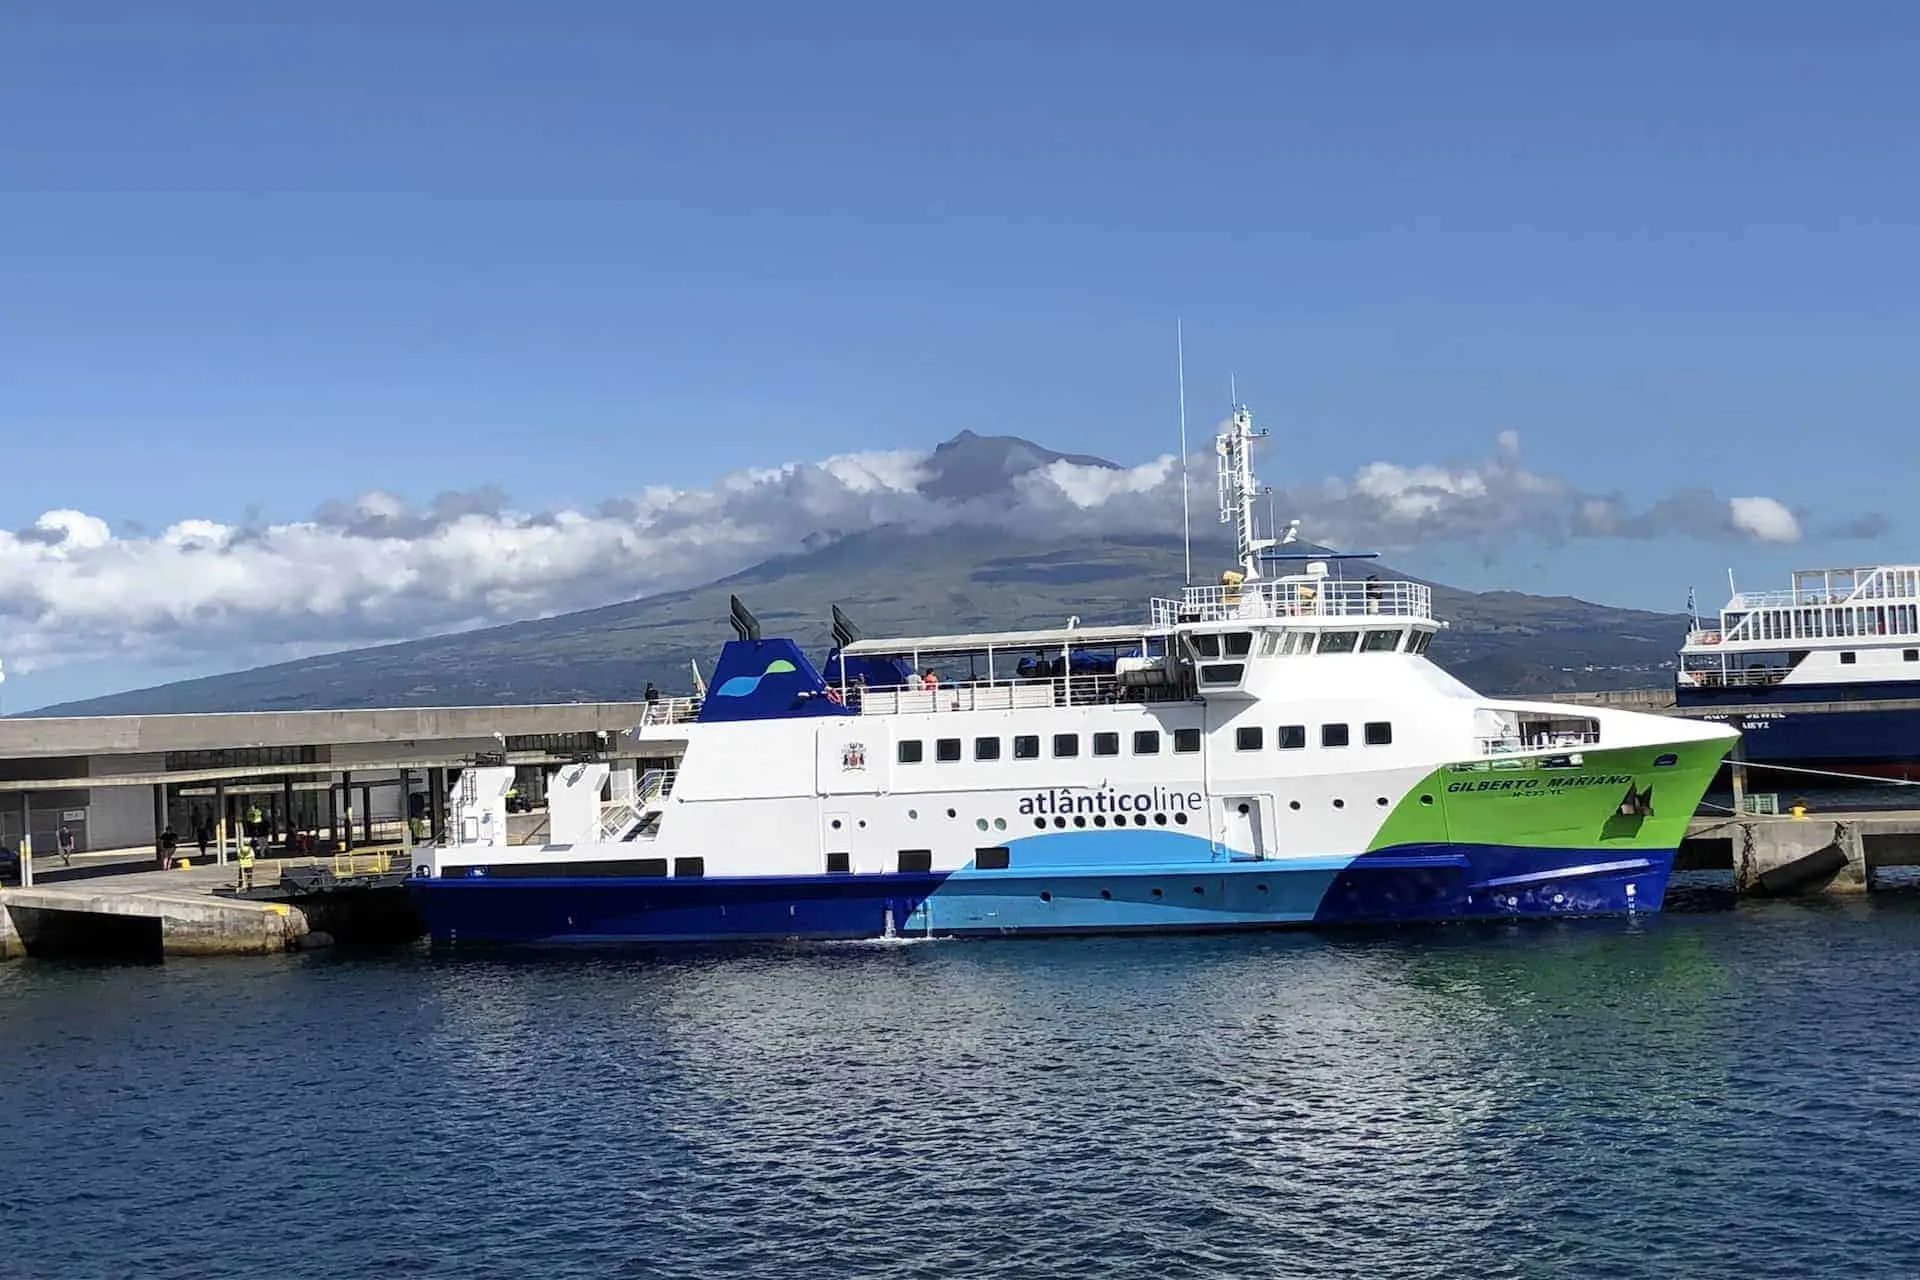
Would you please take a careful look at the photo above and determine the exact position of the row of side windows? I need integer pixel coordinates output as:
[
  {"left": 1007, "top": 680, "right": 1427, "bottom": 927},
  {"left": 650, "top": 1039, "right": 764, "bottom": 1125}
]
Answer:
[
  {"left": 1235, "top": 722, "right": 1392, "bottom": 750},
  {"left": 895, "top": 722, "right": 1392, "bottom": 764},
  {"left": 898, "top": 728, "right": 1203, "bottom": 764}
]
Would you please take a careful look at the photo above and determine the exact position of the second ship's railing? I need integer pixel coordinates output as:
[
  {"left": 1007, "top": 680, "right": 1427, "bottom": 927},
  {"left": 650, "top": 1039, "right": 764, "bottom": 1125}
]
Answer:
[
  {"left": 1150, "top": 578, "right": 1433, "bottom": 627},
  {"left": 639, "top": 697, "right": 702, "bottom": 727}
]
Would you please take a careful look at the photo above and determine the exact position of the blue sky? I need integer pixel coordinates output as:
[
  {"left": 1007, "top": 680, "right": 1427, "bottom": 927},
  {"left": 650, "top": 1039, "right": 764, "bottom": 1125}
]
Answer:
[{"left": 3, "top": 0, "right": 1917, "bottom": 710}]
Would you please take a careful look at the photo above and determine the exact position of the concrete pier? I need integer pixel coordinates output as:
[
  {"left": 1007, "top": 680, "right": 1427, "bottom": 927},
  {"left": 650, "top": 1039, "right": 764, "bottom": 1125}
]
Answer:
[
  {"left": 1684, "top": 812, "right": 1920, "bottom": 895},
  {"left": 1, "top": 865, "right": 310, "bottom": 957}
]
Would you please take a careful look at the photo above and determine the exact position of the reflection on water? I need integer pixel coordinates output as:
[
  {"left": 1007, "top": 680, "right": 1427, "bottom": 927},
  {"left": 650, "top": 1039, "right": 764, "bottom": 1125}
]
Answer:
[{"left": 6, "top": 902, "right": 1920, "bottom": 1278}]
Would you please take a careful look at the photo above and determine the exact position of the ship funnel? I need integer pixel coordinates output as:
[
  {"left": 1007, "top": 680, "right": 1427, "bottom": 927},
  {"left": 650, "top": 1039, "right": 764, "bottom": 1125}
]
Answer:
[
  {"left": 830, "top": 603, "right": 863, "bottom": 649},
  {"left": 728, "top": 594, "right": 762, "bottom": 643}
]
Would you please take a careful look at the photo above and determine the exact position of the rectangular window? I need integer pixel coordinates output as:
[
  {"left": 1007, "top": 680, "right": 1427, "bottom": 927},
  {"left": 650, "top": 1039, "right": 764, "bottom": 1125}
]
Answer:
[
  {"left": 1362, "top": 629, "right": 1402, "bottom": 652},
  {"left": 1191, "top": 633, "right": 1222, "bottom": 659},
  {"left": 975, "top": 736, "right": 1002, "bottom": 761},
  {"left": 1322, "top": 723, "right": 1351, "bottom": 748},
  {"left": 825, "top": 851, "right": 851, "bottom": 874},
  {"left": 1223, "top": 632, "right": 1254, "bottom": 657},
  {"left": 1133, "top": 730, "right": 1162, "bottom": 755},
  {"left": 897, "top": 739, "right": 924, "bottom": 764},
  {"left": 1236, "top": 726, "right": 1264, "bottom": 751},
  {"left": 1364, "top": 721, "right": 1393, "bottom": 746},
  {"left": 936, "top": 738, "right": 962, "bottom": 762},
  {"left": 1407, "top": 631, "right": 1433, "bottom": 655},
  {"left": 1053, "top": 733, "right": 1080, "bottom": 758},
  {"left": 1199, "top": 663, "right": 1245, "bottom": 683},
  {"left": 1013, "top": 734, "right": 1040, "bottom": 759},
  {"left": 1905, "top": 650, "right": 1918, "bottom": 662},
  {"left": 1318, "top": 631, "right": 1359, "bottom": 654},
  {"left": 1173, "top": 728, "right": 1202, "bottom": 753},
  {"left": 1277, "top": 724, "right": 1306, "bottom": 750},
  {"left": 673, "top": 857, "right": 706, "bottom": 878},
  {"left": 1092, "top": 732, "right": 1120, "bottom": 757},
  {"left": 974, "top": 846, "right": 1011, "bottom": 870},
  {"left": 1840, "top": 652, "right": 1857, "bottom": 665},
  {"left": 897, "top": 849, "right": 933, "bottom": 874}
]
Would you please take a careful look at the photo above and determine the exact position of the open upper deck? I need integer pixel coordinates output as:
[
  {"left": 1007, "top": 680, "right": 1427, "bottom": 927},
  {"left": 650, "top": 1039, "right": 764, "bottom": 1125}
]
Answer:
[
  {"left": 1150, "top": 576, "right": 1434, "bottom": 628},
  {"left": 1687, "top": 565, "right": 1920, "bottom": 650}
]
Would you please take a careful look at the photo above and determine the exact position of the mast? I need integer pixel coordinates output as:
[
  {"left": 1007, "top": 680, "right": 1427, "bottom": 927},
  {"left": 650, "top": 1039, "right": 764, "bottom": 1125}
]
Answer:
[{"left": 1216, "top": 403, "right": 1275, "bottom": 580}]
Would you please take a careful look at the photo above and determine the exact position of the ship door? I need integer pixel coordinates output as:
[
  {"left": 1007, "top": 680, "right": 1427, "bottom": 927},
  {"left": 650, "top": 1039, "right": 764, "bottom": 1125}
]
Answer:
[
  {"left": 1219, "top": 796, "right": 1269, "bottom": 861},
  {"left": 823, "top": 811, "right": 863, "bottom": 874}
]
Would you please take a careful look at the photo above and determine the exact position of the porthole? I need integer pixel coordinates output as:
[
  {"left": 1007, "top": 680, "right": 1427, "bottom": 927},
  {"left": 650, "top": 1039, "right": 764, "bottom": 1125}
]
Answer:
[
  {"left": 1333, "top": 799, "right": 1345, "bottom": 809},
  {"left": 1256, "top": 883, "right": 1268, "bottom": 893},
  {"left": 1134, "top": 814, "right": 1148, "bottom": 826},
  {"left": 1033, "top": 818, "right": 1047, "bottom": 830},
  {"left": 947, "top": 808, "right": 957, "bottom": 818},
  {"left": 1376, "top": 797, "right": 1389, "bottom": 807},
  {"left": 1419, "top": 794, "right": 1434, "bottom": 806},
  {"left": 1237, "top": 803, "right": 1250, "bottom": 815},
  {"left": 1173, "top": 812, "right": 1188, "bottom": 825},
  {"left": 907, "top": 809, "right": 918, "bottom": 820},
  {"left": 1039, "top": 891, "right": 1053, "bottom": 903},
  {"left": 1192, "top": 885, "right": 1204, "bottom": 895},
  {"left": 1093, "top": 815, "right": 1107, "bottom": 827},
  {"left": 1053, "top": 817, "right": 1067, "bottom": 828},
  {"left": 993, "top": 818, "right": 1007, "bottom": 831},
  {"left": 1100, "top": 889, "right": 1113, "bottom": 900},
  {"left": 831, "top": 819, "right": 843, "bottom": 830},
  {"left": 975, "top": 818, "right": 989, "bottom": 831},
  {"left": 1151, "top": 888, "right": 1164, "bottom": 898},
  {"left": 1073, "top": 815, "right": 1088, "bottom": 828},
  {"left": 1154, "top": 813, "right": 1167, "bottom": 825},
  {"left": 857, "top": 820, "right": 867, "bottom": 828},
  {"left": 1288, "top": 800, "right": 1301, "bottom": 811}
]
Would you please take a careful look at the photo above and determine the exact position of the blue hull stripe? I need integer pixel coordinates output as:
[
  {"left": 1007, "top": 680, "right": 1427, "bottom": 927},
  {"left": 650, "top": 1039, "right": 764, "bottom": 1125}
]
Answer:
[{"left": 409, "top": 843, "right": 1675, "bottom": 945}]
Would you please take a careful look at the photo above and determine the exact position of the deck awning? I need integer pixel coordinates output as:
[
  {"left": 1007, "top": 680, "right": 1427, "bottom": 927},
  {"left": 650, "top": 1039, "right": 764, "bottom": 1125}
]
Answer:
[{"left": 837, "top": 622, "right": 1159, "bottom": 658}]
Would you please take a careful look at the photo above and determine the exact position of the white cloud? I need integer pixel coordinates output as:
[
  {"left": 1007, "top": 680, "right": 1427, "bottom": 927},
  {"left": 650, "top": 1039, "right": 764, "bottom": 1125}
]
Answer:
[
  {"left": 0, "top": 427, "right": 1861, "bottom": 678},
  {"left": 1727, "top": 496, "right": 1803, "bottom": 544}
]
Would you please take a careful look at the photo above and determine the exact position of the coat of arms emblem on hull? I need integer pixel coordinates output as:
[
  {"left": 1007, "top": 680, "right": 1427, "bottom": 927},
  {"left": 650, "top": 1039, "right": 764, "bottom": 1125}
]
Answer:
[{"left": 842, "top": 742, "right": 867, "bottom": 771}]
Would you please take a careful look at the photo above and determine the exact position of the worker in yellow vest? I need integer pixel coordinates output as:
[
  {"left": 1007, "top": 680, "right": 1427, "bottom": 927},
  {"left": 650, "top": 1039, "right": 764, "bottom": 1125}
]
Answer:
[{"left": 236, "top": 836, "right": 257, "bottom": 891}]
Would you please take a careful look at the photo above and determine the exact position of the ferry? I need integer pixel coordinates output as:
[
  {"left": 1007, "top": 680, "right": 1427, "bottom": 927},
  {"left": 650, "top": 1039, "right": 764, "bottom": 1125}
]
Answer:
[
  {"left": 1677, "top": 566, "right": 1920, "bottom": 781},
  {"left": 408, "top": 405, "right": 1738, "bottom": 943}
]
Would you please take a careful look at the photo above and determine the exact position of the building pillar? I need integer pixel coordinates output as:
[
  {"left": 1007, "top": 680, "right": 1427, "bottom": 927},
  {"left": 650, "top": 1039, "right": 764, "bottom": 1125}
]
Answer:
[
  {"left": 340, "top": 771, "right": 354, "bottom": 851},
  {"left": 1730, "top": 739, "right": 1748, "bottom": 815},
  {"left": 152, "top": 783, "right": 167, "bottom": 856},
  {"left": 429, "top": 768, "right": 447, "bottom": 843},
  {"left": 18, "top": 790, "right": 32, "bottom": 888},
  {"left": 282, "top": 776, "right": 296, "bottom": 850},
  {"left": 361, "top": 784, "right": 373, "bottom": 846},
  {"left": 215, "top": 781, "right": 229, "bottom": 866},
  {"left": 399, "top": 768, "right": 414, "bottom": 855},
  {"left": 325, "top": 781, "right": 338, "bottom": 850}
]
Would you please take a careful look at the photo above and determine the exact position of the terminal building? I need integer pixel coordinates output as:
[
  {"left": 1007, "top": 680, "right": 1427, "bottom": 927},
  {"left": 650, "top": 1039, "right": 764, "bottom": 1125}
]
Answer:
[{"left": 0, "top": 703, "right": 662, "bottom": 863}]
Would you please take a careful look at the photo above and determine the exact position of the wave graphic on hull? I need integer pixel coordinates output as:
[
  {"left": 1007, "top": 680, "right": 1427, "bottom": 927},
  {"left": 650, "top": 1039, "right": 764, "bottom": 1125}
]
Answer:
[{"left": 714, "top": 658, "right": 798, "bottom": 698}]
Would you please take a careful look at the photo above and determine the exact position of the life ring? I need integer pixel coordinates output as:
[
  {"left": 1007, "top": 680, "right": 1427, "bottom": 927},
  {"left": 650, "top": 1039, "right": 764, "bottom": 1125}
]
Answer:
[{"left": 824, "top": 686, "right": 845, "bottom": 704}]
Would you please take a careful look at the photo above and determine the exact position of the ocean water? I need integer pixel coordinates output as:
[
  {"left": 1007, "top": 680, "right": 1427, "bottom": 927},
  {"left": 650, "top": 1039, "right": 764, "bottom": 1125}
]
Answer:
[{"left": 6, "top": 890, "right": 1920, "bottom": 1279}]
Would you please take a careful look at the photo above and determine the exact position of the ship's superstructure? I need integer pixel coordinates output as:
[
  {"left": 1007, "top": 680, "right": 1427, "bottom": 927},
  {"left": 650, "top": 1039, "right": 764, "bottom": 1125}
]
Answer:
[
  {"left": 1678, "top": 566, "right": 1920, "bottom": 778},
  {"left": 409, "top": 405, "right": 1737, "bottom": 943}
]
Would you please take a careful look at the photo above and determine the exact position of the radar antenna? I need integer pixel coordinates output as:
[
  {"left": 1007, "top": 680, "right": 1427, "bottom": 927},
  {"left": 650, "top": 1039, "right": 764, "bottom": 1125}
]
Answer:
[{"left": 1216, "top": 404, "right": 1276, "bottom": 580}]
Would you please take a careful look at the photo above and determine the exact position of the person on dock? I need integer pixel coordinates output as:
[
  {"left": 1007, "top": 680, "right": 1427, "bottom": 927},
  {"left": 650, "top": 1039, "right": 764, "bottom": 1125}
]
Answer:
[
  {"left": 57, "top": 823, "right": 76, "bottom": 867},
  {"left": 157, "top": 825, "right": 178, "bottom": 870},
  {"left": 644, "top": 681, "right": 659, "bottom": 703},
  {"left": 196, "top": 819, "right": 211, "bottom": 860},
  {"left": 236, "top": 837, "right": 257, "bottom": 892}
]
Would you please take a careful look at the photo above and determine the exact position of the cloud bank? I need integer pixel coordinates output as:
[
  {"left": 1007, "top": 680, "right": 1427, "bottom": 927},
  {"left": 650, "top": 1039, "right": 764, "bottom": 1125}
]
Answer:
[{"left": 0, "top": 429, "right": 1868, "bottom": 677}]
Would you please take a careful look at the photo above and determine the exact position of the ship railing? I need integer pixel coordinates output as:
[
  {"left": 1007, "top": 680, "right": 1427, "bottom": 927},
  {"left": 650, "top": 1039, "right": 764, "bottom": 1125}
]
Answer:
[
  {"left": 1686, "top": 629, "right": 1724, "bottom": 646},
  {"left": 635, "top": 768, "right": 677, "bottom": 805},
  {"left": 638, "top": 697, "right": 702, "bottom": 727},
  {"left": 1477, "top": 730, "right": 1602, "bottom": 756},
  {"left": 852, "top": 673, "right": 1189, "bottom": 716},
  {"left": 1676, "top": 667, "right": 1793, "bottom": 689},
  {"left": 1149, "top": 579, "right": 1433, "bottom": 628}
]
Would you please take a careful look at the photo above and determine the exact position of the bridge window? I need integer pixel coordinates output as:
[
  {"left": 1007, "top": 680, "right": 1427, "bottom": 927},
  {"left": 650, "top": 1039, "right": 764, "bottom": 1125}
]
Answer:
[
  {"left": 1053, "top": 733, "right": 1080, "bottom": 758},
  {"left": 898, "top": 739, "right": 924, "bottom": 764},
  {"left": 1841, "top": 652, "right": 1857, "bottom": 665},
  {"left": 936, "top": 738, "right": 962, "bottom": 762},
  {"left": 1318, "top": 631, "right": 1359, "bottom": 654},
  {"left": 1199, "top": 663, "right": 1245, "bottom": 684},
  {"left": 1322, "top": 723, "right": 1351, "bottom": 748},
  {"left": 1133, "top": 730, "right": 1161, "bottom": 755},
  {"left": 1278, "top": 724, "right": 1306, "bottom": 750},
  {"left": 1906, "top": 650, "right": 1918, "bottom": 662},
  {"left": 1013, "top": 735, "right": 1040, "bottom": 759},
  {"left": 1365, "top": 721, "right": 1393, "bottom": 746},
  {"left": 1191, "top": 633, "right": 1222, "bottom": 659},
  {"left": 974, "top": 737, "right": 1001, "bottom": 761},
  {"left": 1223, "top": 632, "right": 1254, "bottom": 657},
  {"left": 1093, "top": 732, "right": 1120, "bottom": 756},
  {"left": 1174, "top": 728, "right": 1202, "bottom": 753},
  {"left": 1407, "top": 631, "right": 1434, "bottom": 655},
  {"left": 1236, "top": 726, "right": 1264, "bottom": 751},
  {"left": 1362, "top": 629, "right": 1402, "bottom": 653}
]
